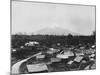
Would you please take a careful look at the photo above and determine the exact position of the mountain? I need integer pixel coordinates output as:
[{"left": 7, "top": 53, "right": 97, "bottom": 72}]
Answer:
[{"left": 35, "top": 27, "right": 80, "bottom": 36}]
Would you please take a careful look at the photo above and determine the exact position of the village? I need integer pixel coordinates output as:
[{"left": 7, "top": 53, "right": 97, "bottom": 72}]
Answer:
[
  {"left": 11, "top": 1, "right": 96, "bottom": 74},
  {"left": 11, "top": 37, "right": 96, "bottom": 74}
]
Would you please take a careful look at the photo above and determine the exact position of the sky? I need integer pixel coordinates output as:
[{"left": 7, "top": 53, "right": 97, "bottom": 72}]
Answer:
[{"left": 12, "top": 1, "right": 95, "bottom": 35}]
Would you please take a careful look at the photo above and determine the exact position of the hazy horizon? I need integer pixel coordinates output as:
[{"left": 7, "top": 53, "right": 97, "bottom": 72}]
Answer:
[{"left": 12, "top": 1, "right": 95, "bottom": 35}]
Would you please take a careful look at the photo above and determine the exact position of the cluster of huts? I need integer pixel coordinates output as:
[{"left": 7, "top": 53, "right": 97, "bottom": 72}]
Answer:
[
  {"left": 19, "top": 44, "right": 96, "bottom": 73},
  {"left": 12, "top": 41, "right": 96, "bottom": 73}
]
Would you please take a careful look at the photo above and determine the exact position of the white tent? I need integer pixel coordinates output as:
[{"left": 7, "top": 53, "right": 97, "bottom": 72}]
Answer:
[
  {"left": 36, "top": 55, "right": 45, "bottom": 59},
  {"left": 56, "top": 54, "right": 69, "bottom": 59},
  {"left": 64, "top": 51, "right": 74, "bottom": 57},
  {"left": 51, "top": 58, "right": 61, "bottom": 62},
  {"left": 25, "top": 41, "right": 39, "bottom": 46},
  {"left": 67, "top": 60, "right": 74, "bottom": 65},
  {"left": 74, "top": 56, "right": 83, "bottom": 62},
  {"left": 27, "top": 63, "right": 48, "bottom": 73},
  {"left": 76, "top": 52, "right": 84, "bottom": 56}
]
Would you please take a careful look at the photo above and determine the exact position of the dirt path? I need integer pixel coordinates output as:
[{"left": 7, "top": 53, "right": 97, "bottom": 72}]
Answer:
[{"left": 11, "top": 52, "right": 42, "bottom": 74}]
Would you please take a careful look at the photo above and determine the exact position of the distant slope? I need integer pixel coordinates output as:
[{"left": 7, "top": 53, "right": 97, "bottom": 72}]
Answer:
[{"left": 35, "top": 27, "right": 80, "bottom": 35}]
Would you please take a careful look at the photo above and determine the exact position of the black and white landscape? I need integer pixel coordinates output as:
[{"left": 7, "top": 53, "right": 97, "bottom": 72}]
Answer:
[{"left": 11, "top": 0, "right": 96, "bottom": 74}]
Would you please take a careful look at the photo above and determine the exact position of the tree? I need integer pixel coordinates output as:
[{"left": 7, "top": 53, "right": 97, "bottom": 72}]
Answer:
[{"left": 92, "top": 31, "right": 96, "bottom": 36}]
